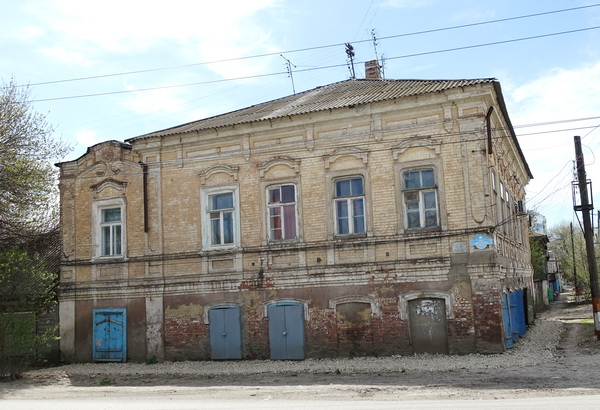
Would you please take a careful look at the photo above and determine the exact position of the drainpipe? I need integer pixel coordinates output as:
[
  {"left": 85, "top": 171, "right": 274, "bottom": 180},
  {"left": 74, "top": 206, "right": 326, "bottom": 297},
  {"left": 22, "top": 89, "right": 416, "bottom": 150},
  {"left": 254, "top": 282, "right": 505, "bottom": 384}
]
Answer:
[
  {"left": 140, "top": 162, "right": 149, "bottom": 233},
  {"left": 486, "top": 106, "right": 494, "bottom": 155}
]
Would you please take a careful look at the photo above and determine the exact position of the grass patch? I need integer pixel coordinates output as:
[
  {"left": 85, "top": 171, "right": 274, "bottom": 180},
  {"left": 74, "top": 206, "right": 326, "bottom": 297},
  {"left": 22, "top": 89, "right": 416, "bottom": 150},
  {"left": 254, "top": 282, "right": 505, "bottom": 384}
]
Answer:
[{"left": 99, "top": 377, "right": 115, "bottom": 386}]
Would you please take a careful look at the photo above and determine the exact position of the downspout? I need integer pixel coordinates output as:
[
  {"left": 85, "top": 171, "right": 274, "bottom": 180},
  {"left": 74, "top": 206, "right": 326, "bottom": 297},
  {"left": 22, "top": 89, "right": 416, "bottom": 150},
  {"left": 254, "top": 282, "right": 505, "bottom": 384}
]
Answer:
[
  {"left": 486, "top": 106, "right": 494, "bottom": 155},
  {"left": 140, "top": 162, "right": 149, "bottom": 233}
]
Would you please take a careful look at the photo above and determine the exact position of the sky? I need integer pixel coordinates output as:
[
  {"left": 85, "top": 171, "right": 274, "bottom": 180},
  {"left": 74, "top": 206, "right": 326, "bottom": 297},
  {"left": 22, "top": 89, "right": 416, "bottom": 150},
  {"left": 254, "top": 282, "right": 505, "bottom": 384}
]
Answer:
[{"left": 1, "top": 0, "right": 600, "bottom": 231}]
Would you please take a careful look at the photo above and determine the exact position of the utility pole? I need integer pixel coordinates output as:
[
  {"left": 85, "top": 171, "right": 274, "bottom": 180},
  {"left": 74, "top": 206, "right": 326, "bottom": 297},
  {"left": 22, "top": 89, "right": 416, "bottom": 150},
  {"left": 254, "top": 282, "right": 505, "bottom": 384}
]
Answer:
[
  {"left": 570, "top": 222, "right": 581, "bottom": 303},
  {"left": 574, "top": 135, "right": 600, "bottom": 339}
]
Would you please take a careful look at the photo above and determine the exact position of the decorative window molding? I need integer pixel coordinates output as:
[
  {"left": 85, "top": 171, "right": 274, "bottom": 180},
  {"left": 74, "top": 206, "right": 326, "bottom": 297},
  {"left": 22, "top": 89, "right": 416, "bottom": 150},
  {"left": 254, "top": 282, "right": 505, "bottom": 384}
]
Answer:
[
  {"left": 201, "top": 185, "right": 240, "bottom": 250},
  {"left": 92, "top": 197, "right": 126, "bottom": 260},
  {"left": 90, "top": 178, "right": 127, "bottom": 198},
  {"left": 329, "top": 295, "right": 380, "bottom": 317},
  {"left": 392, "top": 137, "right": 441, "bottom": 160},
  {"left": 333, "top": 176, "right": 366, "bottom": 236},
  {"left": 266, "top": 183, "right": 298, "bottom": 241},
  {"left": 198, "top": 164, "right": 239, "bottom": 185},
  {"left": 398, "top": 291, "right": 455, "bottom": 320},
  {"left": 402, "top": 168, "right": 439, "bottom": 230},
  {"left": 324, "top": 146, "right": 368, "bottom": 169},
  {"left": 257, "top": 156, "right": 301, "bottom": 178}
]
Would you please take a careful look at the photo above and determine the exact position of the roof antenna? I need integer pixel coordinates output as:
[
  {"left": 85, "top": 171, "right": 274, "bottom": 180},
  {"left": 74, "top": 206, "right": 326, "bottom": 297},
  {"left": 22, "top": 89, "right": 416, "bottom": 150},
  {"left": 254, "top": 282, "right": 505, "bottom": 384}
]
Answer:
[
  {"left": 345, "top": 43, "right": 356, "bottom": 79},
  {"left": 280, "top": 54, "right": 296, "bottom": 94},
  {"left": 371, "top": 29, "right": 385, "bottom": 79}
]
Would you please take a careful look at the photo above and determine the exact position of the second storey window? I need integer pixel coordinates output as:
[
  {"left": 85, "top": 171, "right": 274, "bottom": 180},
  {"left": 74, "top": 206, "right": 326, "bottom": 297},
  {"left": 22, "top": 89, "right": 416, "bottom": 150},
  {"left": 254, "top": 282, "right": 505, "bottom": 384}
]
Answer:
[
  {"left": 100, "top": 207, "right": 122, "bottom": 256},
  {"left": 403, "top": 169, "right": 439, "bottom": 229},
  {"left": 267, "top": 184, "right": 297, "bottom": 241},
  {"left": 208, "top": 192, "right": 234, "bottom": 246},
  {"left": 334, "top": 177, "right": 365, "bottom": 235}
]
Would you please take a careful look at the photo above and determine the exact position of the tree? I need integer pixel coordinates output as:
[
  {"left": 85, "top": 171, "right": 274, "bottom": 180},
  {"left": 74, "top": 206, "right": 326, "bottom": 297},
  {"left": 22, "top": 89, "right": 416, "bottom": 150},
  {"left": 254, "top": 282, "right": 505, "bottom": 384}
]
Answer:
[
  {"left": 0, "top": 79, "right": 68, "bottom": 379},
  {"left": 548, "top": 222, "right": 597, "bottom": 299},
  {"left": 0, "top": 78, "right": 70, "bottom": 247},
  {"left": 0, "top": 249, "right": 58, "bottom": 380}
]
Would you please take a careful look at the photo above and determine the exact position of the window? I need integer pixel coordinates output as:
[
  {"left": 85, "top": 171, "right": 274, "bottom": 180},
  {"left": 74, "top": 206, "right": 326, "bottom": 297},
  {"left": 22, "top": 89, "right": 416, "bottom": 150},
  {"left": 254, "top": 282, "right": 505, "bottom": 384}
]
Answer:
[
  {"left": 202, "top": 186, "right": 240, "bottom": 249},
  {"left": 267, "top": 184, "right": 297, "bottom": 241},
  {"left": 209, "top": 192, "right": 234, "bottom": 246},
  {"left": 93, "top": 198, "right": 125, "bottom": 259},
  {"left": 403, "top": 169, "right": 439, "bottom": 229},
  {"left": 334, "top": 177, "right": 365, "bottom": 235},
  {"left": 100, "top": 207, "right": 122, "bottom": 256},
  {"left": 500, "top": 182, "right": 506, "bottom": 234},
  {"left": 491, "top": 171, "right": 499, "bottom": 226}
]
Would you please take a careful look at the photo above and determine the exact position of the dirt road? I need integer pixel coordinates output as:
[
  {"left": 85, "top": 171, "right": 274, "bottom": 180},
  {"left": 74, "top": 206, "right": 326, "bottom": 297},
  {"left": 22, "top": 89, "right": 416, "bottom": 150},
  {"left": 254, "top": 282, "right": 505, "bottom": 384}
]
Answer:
[{"left": 2, "top": 290, "right": 599, "bottom": 403}]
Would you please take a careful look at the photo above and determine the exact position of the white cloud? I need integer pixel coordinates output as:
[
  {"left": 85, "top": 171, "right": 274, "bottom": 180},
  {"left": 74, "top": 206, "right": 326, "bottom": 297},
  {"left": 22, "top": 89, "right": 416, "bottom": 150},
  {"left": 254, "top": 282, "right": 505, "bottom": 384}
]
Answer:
[
  {"left": 75, "top": 130, "right": 103, "bottom": 148},
  {"left": 507, "top": 61, "right": 600, "bottom": 226},
  {"left": 30, "top": 0, "right": 281, "bottom": 77},
  {"left": 123, "top": 87, "right": 186, "bottom": 115},
  {"left": 382, "top": 0, "right": 439, "bottom": 9},
  {"left": 41, "top": 46, "right": 93, "bottom": 67}
]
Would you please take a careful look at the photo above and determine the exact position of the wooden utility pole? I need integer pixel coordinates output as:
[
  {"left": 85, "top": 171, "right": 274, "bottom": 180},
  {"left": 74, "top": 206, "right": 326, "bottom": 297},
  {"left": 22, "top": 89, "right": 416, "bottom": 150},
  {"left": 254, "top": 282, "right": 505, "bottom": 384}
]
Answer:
[{"left": 574, "top": 136, "right": 600, "bottom": 339}]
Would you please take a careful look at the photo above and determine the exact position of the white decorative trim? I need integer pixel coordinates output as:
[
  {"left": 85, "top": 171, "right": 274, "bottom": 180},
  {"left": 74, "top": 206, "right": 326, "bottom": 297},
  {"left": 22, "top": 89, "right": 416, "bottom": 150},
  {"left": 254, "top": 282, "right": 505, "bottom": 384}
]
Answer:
[
  {"left": 329, "top": 295, "right": 380, "bottom": 317},
  {"left": 91, "top": 197, "right": 127, "bottom": 262},
  {"left": 398, "top": 291, "right": 454, "bottom": 320}
]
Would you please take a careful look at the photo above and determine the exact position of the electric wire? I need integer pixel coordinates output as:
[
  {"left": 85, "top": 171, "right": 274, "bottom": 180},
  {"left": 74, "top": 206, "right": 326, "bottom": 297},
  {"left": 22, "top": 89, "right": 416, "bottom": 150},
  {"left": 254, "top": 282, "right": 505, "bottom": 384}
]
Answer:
[
  {"left": 20, "top": 3, "right": 600, "bottom": 88},
  {"left": 27, "top": 25, "right": 600, "bottom": 103}
]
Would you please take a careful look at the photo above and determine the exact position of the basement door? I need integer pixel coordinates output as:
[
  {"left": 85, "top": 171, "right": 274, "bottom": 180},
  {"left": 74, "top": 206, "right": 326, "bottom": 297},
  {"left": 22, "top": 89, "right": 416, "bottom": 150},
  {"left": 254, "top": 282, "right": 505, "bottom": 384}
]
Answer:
[
  {"left": 209, "top": 306, "right": 242, "bottom": 360},
  {"left": 268, "top": 303, "right": 304, "bottom": 360},
  {"left": 93, "top": 308, "right": 127, "bottom": 362},
  {"left": 408, "top": 298, "right": 449, "bottom": 354}
]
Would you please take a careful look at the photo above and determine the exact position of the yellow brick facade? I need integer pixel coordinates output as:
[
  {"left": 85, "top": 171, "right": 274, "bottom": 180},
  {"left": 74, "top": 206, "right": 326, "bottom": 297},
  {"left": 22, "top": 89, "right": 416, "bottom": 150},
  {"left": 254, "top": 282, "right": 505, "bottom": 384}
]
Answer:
[{"left": 57, "top": 79, "right": 533, "bottom": 362}]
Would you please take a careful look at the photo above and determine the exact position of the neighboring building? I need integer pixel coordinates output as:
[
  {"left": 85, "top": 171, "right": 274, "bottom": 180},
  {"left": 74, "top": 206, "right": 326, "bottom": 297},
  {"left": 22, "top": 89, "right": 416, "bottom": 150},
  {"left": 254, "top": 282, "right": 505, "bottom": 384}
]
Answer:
[{"left": 56, "top": 65, "right": 533, "bottom": 362}]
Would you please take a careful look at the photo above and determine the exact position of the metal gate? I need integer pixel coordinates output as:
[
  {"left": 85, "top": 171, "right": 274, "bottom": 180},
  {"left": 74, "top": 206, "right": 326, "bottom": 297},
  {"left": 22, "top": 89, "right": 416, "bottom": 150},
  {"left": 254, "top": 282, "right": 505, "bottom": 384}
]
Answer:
[
  {"left": 502, "top": 292, "right": 513, "bottom": 348},
  {"left": 209, "top": 306, "right": 242, "bottom": 360},
  {"left": 268, "top": 303, "right": 304, "bottom": 360},
  {"left": 408, "top": 298, "right": 448, "bottom": 354},
  {"left": 93, "top": 308, "right": 127, "bottom": 362}
]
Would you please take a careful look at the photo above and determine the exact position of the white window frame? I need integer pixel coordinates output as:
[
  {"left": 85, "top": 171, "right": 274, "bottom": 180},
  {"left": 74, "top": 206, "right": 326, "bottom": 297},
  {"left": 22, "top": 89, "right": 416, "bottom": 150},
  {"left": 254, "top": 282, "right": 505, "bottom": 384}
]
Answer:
[
  {"left": 201, "top": 185, "right": 240, "bottom": 250},
  {"left": 333, "top": 176, "right": 366, "bottom": 236},
  {"left": 92, "top": 198, "right": 126, "bottom": 260},
  {"left": 402, "top": 168, "right": 439, "bottom": 230},
  {"left": 266, "top": 183, "right": 298, "bottom": 242}
]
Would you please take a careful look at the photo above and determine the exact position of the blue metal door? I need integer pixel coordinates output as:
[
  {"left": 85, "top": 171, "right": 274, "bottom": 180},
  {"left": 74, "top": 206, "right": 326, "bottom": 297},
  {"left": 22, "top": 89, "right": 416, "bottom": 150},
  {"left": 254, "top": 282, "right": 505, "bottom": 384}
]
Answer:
[
  {"left": 502, "top": 293, "right": 513, "bottom": 348},
  {"left": 209, "top": 306, "right": 242, "bottom": 360},
  {"left": 509, "top": 291, "right": 520, "bottom": 342},
  {"left": 268, "top": 303, "right": 304, "bottom": 360},
  {"left": 93, "top": 308, "right": 127, "bottom": 362},
  {"left": 515, "top": 289, "right": 527, "bottom": 336}
]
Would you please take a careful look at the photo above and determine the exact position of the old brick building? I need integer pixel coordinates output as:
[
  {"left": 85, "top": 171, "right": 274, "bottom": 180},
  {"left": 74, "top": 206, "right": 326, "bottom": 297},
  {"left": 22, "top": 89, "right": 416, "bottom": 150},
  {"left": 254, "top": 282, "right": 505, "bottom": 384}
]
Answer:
[{"left": 57, "top": 71, "right": 533, "bottom": 362}]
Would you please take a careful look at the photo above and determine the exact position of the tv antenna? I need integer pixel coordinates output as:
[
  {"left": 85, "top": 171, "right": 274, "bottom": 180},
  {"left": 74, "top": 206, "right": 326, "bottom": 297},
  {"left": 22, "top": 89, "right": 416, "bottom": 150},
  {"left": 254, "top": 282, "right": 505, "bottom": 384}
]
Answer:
[
  {"left": 280, "top": 54, "right": 296, "bottom": 94},
  {"left": 345, "top": 43, "right": 356, "bottom": 79},
  {"left": 371, "top": 29, "right": 385, "bottom": 79}
]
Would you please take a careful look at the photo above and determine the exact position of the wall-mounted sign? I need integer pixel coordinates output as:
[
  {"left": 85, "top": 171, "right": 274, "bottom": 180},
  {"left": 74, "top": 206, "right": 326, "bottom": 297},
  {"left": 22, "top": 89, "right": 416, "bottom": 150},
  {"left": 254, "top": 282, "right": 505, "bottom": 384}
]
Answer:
[{"left": 470, "top": 234, "right": 493, "bottom": 250}]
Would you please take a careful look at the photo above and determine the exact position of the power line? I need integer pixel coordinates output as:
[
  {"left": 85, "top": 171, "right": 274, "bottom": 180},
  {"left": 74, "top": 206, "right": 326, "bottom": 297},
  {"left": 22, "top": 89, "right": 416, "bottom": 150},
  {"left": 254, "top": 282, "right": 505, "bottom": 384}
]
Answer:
[
  {"left": 28, "top": 25, "right": 600, "bottom": 103},
  {"left": 21, "top": 3, "right": 600, "bottom": 88}
]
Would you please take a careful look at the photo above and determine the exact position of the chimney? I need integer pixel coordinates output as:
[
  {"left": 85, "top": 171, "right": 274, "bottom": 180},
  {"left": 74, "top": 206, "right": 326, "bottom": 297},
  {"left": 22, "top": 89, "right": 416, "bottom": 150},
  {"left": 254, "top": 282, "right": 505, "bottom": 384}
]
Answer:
[{"left": 365, "top": 60, "right": 382, "bottom": 80}]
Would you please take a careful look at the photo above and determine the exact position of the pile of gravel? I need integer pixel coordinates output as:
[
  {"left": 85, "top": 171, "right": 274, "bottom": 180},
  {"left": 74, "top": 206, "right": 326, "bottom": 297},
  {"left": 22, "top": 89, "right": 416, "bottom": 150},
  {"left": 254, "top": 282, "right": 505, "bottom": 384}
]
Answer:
[{"left": 27, "top": 318, "right": 563, "bottom": 379}]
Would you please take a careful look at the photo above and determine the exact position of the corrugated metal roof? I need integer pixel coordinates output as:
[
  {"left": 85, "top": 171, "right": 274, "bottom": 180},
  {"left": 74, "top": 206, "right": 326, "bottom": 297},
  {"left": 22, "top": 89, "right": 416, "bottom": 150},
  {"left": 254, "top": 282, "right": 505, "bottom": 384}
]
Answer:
[{"left": 127, "top": 78, "right": 496, "bottom": 141}]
